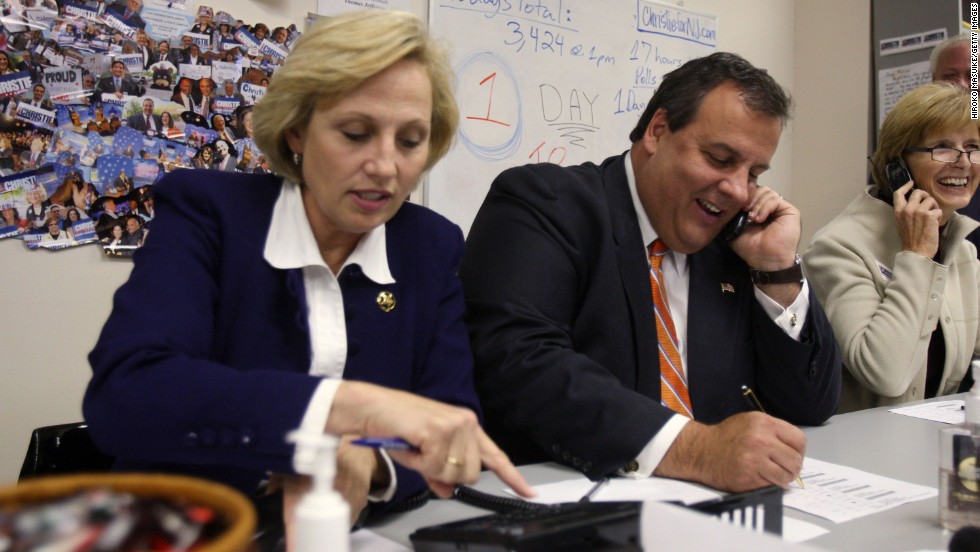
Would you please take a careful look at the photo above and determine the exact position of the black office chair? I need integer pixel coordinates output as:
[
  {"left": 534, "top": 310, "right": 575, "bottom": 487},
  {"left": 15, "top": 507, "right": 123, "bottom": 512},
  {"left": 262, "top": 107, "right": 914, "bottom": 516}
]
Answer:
[{"left": 18, "top": 422, "right": 115, "bottom": 481}]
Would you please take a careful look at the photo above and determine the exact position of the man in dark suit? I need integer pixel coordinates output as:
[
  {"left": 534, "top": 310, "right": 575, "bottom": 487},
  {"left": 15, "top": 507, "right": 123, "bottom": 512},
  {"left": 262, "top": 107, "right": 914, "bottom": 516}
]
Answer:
[
  {"left": 461, "top": 52, "right": 841, "bottom": 493},
  {"left": 180, "top": 43, "right": 209, "bottom": 66},
  {"left": 220, "top": 79, "right": 245, "bottom": 108},
  {"left": 156, "top": 40, "right": 181, "bottom": 66},
  {"left": 109, "top": 170, "right": 132, "bottom": 196},
  {"left": 126, "top": 98, "right": 162, "bottom": 135},
  {"left": 106, "top": 0, "right": 145, "bottom": 29},
  {"left": 94, "top": 59, "right": 141, "bottom": 99},
  {"left": 135, "top": 29, "right": 155, "bottom": 70},
  {"left": 22, "top": 83, "right": 53, "bottom": 111}
]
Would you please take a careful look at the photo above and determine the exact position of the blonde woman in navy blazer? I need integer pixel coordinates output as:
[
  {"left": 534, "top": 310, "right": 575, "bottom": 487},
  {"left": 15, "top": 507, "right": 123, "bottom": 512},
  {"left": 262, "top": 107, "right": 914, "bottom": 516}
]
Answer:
[{"left": 84, "top": 10, "right": 531, "bottom": 533}]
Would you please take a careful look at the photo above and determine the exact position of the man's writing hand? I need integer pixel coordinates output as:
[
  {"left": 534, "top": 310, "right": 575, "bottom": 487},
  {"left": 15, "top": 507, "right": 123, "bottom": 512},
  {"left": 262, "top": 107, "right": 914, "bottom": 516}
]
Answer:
[{"left": 655, "top": 411, "right": 805, "bottom": 492}]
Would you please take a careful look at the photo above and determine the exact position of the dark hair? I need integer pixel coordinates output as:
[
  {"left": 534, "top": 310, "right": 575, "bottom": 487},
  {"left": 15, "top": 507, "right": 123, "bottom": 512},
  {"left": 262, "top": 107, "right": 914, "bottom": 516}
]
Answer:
[
  {"left": 62, "top": 207, "right": 80, "bottom": 230},
  {"left": 628, "top": 52, "right": 791, "bottom": 142},
  {"left": 2, "top": 205, "right": 20, "bottom": 224}
]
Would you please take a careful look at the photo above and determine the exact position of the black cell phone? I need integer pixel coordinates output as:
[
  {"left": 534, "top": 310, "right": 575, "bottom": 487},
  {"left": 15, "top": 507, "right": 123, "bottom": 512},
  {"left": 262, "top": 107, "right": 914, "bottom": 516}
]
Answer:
[
  {"left": 723, "top": 211, "right": 750, "bottom": 243},
  {"left": 885, "top": 158, "right": 915, "bottom": 198}
]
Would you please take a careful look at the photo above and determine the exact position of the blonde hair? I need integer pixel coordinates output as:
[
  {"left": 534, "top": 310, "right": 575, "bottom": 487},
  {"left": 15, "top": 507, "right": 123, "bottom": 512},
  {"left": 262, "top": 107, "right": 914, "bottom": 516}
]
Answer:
[
  {"left": 252, "top": 10, "right": 458, "bottom": 183},
  {"left": 871, "top": 82, "right": 978, "bottom": 192}
]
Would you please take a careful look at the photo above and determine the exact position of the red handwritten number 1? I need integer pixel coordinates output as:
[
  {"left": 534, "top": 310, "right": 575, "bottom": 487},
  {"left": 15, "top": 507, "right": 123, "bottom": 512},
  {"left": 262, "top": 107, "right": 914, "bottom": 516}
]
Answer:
[{"left": 466, "top": 72, "right": 510, "bottom": 127}]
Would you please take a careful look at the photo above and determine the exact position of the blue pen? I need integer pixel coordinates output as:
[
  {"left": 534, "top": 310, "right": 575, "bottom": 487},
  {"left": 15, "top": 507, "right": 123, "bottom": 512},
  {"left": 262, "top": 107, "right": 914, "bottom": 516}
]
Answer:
[{"left": 351, "top": 437, "right": 419, "bottom": 451}]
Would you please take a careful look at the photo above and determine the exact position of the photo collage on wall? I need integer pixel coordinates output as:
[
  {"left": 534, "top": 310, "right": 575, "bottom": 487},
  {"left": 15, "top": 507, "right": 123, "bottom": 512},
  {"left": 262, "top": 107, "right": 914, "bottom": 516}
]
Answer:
[{"left": 0, "top": 0, "right": 297, "bottom": 256}]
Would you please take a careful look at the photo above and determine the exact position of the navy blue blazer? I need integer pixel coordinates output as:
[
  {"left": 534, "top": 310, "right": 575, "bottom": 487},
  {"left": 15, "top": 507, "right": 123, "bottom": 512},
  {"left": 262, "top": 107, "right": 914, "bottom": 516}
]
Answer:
[
  {"left": 460, "top": 153, "right": 841, "bottom": 478},
  {"left": 85, "top": 170, "right": 480, "bottom": 508}
]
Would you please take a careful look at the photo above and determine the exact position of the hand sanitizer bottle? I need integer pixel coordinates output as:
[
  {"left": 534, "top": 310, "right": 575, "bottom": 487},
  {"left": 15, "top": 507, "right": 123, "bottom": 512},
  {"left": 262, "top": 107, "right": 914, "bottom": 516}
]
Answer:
[
  {"left": 287, "top": 430, "right": 350, "bottom": 552},
  {"left": 940, "top": 361, "right": 980, "bottom": 531}
]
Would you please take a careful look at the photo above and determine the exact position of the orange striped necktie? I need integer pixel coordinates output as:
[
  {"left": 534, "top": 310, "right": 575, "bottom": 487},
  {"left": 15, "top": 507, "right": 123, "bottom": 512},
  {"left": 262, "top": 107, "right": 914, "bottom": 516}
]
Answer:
[{"left": 648, "top": 240, "right": 693, "bottom": 417}]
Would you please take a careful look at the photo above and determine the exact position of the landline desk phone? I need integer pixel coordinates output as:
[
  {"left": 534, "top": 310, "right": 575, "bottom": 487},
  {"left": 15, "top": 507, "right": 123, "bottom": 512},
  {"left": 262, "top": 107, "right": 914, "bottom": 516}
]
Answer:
[{"left": 409, "top": 483, "right": 783, "bottom": 551}]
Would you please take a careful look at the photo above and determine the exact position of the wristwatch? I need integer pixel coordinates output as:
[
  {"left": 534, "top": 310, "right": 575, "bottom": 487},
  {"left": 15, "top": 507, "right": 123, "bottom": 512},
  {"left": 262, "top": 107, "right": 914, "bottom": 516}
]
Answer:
[{"left": 749, "top": 254, "right": 804, "bottom": 285}]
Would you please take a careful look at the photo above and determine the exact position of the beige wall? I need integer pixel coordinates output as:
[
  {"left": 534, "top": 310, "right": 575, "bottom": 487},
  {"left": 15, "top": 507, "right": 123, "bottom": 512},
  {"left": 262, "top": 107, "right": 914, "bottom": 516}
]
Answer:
[
  {"left": 792, "top": 0, "right": 872, "bottom": 246},
  {"left": 0, "top": 0, "right": 871, "bottom": 483}
]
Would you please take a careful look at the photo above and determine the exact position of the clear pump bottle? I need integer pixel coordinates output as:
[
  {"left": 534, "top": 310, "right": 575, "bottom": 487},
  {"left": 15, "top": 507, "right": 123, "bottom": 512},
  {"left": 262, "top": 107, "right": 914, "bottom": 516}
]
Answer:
[{"left": 940, "top": 361, "right": 980, "bottom": 531}]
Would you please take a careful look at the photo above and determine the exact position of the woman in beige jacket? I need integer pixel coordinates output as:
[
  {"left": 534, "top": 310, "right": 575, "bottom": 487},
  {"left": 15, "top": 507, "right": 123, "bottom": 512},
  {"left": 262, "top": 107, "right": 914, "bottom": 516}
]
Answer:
[{"left": 805, "top": 82, "right": 980, "bottom": 413}]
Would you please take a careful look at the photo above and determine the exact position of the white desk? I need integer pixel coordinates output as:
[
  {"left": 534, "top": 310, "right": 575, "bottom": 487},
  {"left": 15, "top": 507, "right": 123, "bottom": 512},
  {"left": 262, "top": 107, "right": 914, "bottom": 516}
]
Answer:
[
  {"left": 370, "top": 397, "right": 961, "bottom": 550},
  {"left": 796, "top": 397, "right": 956, "bottom": 551}
]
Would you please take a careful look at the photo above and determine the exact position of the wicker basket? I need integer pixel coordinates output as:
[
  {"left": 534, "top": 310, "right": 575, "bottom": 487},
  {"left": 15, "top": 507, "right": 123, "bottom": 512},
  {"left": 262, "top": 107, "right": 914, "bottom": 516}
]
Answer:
[{"left": 0, "top": 473, "right": 256, "bottom": 551}]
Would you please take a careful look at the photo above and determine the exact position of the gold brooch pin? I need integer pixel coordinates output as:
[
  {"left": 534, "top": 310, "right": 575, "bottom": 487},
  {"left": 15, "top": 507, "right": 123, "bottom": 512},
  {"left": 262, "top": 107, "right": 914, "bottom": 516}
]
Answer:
[
  {"left": 376, "top": 291, "right": 396, "bottom": 313},
  {"left": 720, "top": 283, "right": 735, "bottom": 293}
]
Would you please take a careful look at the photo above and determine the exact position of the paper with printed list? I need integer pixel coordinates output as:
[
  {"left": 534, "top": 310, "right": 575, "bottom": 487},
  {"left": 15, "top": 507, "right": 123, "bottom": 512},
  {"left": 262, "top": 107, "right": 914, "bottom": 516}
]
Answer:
[
  {"left": 784, "top": 458, "right": 937, "bottom": 523},
  {"left": 889, "top": 400, "right": 965, "bottom": 425}
]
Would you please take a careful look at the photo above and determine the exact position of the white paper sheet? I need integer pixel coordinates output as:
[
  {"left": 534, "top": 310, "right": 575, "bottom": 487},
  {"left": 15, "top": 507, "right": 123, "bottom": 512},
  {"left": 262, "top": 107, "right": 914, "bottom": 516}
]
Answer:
[
  {"left": 784, "top": 458, "right": 937, "bottom": 523},
  {"left": 889, "top": 400, "right": 965, "bottom": 424}
]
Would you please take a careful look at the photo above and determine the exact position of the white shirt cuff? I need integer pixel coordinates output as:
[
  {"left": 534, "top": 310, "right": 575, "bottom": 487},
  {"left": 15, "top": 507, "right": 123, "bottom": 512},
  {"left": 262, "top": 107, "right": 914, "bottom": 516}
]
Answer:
[
  {"left": 294, "top": 379, "right": 398, "bottom": 502},
  {"left": 619, "top": 415, "right": 690, "bottom": 478},
  {"left": 753, "top": 280, "right": 810, "bottom": 341},
  {"left": 292, "top": 379, "right": 341, "bottom": 474}
]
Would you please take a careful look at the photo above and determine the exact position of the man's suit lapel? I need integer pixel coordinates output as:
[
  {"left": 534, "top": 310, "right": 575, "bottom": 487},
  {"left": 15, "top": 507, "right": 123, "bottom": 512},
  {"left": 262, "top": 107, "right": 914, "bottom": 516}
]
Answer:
[
  {"left": 603, "top": 153, "right": 660, "bottom": 399},
  {"left": 687, "top": 242, "right": 744, "bottom": 417}
]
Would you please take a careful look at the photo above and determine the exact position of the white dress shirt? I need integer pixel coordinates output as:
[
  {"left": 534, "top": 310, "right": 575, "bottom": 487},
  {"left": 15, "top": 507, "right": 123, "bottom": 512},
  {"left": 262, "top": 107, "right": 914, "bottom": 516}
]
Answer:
[
  {"left": 621, "top": 156, "right": 811, "bottom": 478},
  {"left": 264, "top": 181, "right": 397, "bottom": 501}
]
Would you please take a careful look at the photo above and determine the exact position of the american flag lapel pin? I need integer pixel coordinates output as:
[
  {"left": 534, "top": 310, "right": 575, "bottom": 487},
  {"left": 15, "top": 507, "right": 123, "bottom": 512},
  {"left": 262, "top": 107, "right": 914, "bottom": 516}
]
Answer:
[{"left": 720, "top": 282, "right": 735, "bottom": 293}]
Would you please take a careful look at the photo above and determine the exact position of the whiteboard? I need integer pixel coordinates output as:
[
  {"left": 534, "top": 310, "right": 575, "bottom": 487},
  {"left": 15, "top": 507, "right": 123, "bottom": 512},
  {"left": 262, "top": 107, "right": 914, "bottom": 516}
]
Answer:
[{"left": 427, "top": 0, "right": 716, "bottom": 234}]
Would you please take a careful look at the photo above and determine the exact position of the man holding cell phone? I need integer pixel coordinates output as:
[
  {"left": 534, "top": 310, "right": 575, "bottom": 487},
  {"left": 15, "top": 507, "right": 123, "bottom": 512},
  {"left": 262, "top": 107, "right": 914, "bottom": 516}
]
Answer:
[{"left": 461, "top": 53, "right": 842, "bottom": 493}]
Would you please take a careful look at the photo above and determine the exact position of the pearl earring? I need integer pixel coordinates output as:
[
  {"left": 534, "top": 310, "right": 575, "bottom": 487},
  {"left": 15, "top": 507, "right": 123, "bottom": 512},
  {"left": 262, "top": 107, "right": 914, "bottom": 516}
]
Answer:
[{"left": 292, "top": 152, "right": 303, "bottom": 166}]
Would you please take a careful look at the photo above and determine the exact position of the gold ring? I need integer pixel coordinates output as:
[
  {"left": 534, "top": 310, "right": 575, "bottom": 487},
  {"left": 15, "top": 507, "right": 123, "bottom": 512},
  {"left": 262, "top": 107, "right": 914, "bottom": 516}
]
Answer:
[{"left": 446, "top": 456, "right": 464, "bottom": 466}]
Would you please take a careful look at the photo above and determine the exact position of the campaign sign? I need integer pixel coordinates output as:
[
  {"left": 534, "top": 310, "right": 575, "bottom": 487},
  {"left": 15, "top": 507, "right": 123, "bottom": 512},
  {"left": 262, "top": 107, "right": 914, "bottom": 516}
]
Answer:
[
  {"left": 212, "top": 98, "right": 238, "bottom": 116},
  {"left": 118, "top": 53, "right": 143, "bottom": 74},
  {"left": 63, "top": 2, "right": 97, "bottom": 19},
  {"left": 89, "top": 38, "right": 110, "bottom": 52},
  {"left": 100, "top": 11, "right": 137, "bottom": 38},
  {"left": 44, "top": 66, "right": 83, "bottom": 104},
  {"left": 185, "top": 31, "right": 210, "bottom": 49},
  {"left": 258, "top": 40, "right": 287, "bottom": 63},
  {"left": 211, "top": 60, "right": 240, "bottom": 85},
  {"left": 0, "top": 223, "right": 21, "bottom": 239},
  {"left": 234, "top": 28, "right": 259, "bottom": 50},
  {"left": 22, "top": 229, "right": 42, "bottom": 248},
  {"left": 0, "top": 72, "right": 35, "bottom": 99},
  {"left": 1, "top": 171, "right": 38, "bottom": 194},
  {"left": 178, "top": 64, "right": 211, "bottom": 81},
  {"left": 15, "top": 103, "right": 56, "bottom": 127},
  {"left": 99, "top": 93, "right": 130, "bottom": 110},
  {"left": 240, "top": 82, "right": 265, "bottom": 106},
  {"left": 24, "top": 8, "right": 56, "bottom": 31},
  {"left": 72, "top": 217, "right": 97, "bottom": 243},
  {"left": 61, "top": 49, "right": 86, "bottom": 67}
]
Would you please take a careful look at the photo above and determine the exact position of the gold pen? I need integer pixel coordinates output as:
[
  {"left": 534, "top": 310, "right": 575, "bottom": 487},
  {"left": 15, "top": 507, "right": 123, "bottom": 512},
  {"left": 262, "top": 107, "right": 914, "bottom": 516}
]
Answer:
[{"left": 741, "top": 385, "right": 806, "bottom": 490}]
